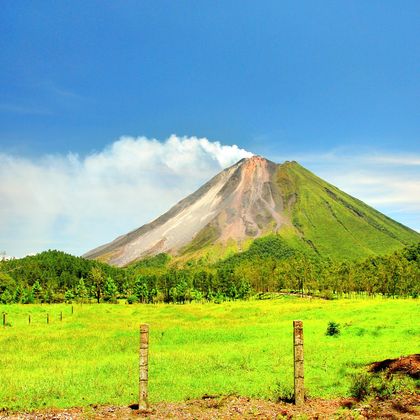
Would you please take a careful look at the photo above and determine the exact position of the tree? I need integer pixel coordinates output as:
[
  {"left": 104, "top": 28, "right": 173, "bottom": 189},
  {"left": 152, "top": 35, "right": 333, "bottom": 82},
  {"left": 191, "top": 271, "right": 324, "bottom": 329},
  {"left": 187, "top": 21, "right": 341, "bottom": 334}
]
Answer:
[
  {"left": 64, "top": 289, "right": 75, "bottom": 303},
  {"left": 43, "top": 287, "right": 55, "bottom": 304},
  {"left": 13, "top": 285, "right": 23, "bottom": 303},
  {"left": 0, "top": 271, "right": 16, "bottom": 295},
  {"left": 191, "top": 289, "right": 203, "bottom": 302},
  {"left": 22, "top": 288, "right": 34, "bottom": 304},
  {"left": 169, "top": 286, "right": 178, "bottom": 303},
  {"left": 32, "top": 280, "right": 43, "bottom": 302},
  {"left": 237, "top": 280, "right": 252, "bottom": 299},
  {"left": 134, "top": 277, "right": 149, "bottom": 303},
  {"left": 75, "top": 278, "right": 88, "bottom": 303},
  {"left": 88, "top": 267, "right": 104, "bottom": 303},
  {"left": 0, "top": 289, "right": 13, "bottom": 304},
  {"left": 175, "top": 280, "right": 190, "bottom": 303},
  {"left": 104, "top": 277, "right": 118, "bottom": 302}
]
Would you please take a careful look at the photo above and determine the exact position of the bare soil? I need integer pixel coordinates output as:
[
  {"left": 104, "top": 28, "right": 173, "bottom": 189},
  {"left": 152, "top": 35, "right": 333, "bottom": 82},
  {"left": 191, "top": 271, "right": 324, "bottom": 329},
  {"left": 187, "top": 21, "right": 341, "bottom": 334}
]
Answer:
[
  {"left": 2, "top": 393, "right": 419, "bottom": 420},
  {"left": 369, "top": 354, "right": 420, "bottom": 379}
]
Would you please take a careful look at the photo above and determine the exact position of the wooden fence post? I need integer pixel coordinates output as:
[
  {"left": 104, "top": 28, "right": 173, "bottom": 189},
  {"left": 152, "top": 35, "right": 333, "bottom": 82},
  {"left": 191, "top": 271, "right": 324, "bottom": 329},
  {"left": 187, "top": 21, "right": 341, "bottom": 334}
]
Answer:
[
  {"left": 28, "top": 314, "right": 31, "bottom": 325},
  {"left": 293, "top": 320, "right": 304, "bottom": 405},
  {"left": 139, "top": 324, "right": 149, "bottom": 410},
  {"left": 2, "top": 313, "right": 6, "bottom": 327},
  {"left": 47, "top": 313, "right": 49, "bottom": 324},
  {"left": 71, "top": 305, "right": 74, "bottom": 315},
  {"left": 60, "top": 311, "right": 63, "bottom": 321}
]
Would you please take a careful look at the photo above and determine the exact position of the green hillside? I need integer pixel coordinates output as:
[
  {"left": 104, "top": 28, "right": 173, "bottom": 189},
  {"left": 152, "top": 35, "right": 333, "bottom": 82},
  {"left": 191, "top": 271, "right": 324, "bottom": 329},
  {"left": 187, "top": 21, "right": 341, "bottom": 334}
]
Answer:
[{"left": 274, "top": 162, "right": 419, "bottom": 260}]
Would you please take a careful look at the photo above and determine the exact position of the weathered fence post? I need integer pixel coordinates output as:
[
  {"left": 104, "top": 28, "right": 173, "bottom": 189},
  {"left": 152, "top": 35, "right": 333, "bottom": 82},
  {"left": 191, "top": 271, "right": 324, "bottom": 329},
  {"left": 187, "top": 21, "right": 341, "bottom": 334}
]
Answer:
[
  {"left": 28, "top": 314, "right": 31, "bottom": 325},
  {"left": 71, "top": 305, "right": 74, "bottom": 315},
  {"left": 139, "top": 323, "right": 149, "bottom": 410},
  {"left": 293, "top": 320, "right": 304, "bottom": 405},
  {"left": 60, "top": 311, "right": 63, "bottom": 321},
  {"left": 47, "top": 313, "right": 49, "bottom": 324},
  {"left": 2, "top": 313, "right": 6, "bottom": 327}
]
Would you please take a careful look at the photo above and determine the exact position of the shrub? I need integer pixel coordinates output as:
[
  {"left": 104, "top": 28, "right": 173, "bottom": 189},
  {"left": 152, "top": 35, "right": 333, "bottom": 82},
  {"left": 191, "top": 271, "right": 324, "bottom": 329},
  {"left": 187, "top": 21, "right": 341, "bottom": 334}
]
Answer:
[
  {"left": 326, "top": 321, "right": 341, "bottom": 336},
  {"left": 349, "top": 371, "right": 416, "bottom": 401},
  {"left": 126, "top": 295, "right": 138, "bottom": 304},
  {"left": 271, "top": 381, "right": 294, "bottom": 403},
  {"left": 320, "top": 290, "right": 335, "bottom": 300},
  {"left": 371, "top": 372, "right": 415, "bottom": 400},
  {"left": 349, "top": 372, "right": 371, "bottom": 400}
]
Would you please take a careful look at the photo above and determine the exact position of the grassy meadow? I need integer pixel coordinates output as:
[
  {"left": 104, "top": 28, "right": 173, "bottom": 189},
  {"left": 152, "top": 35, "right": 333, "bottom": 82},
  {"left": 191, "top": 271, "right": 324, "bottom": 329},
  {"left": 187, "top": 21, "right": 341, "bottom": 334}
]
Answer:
[{"left": 0, "top": 296, "right": 419, "bottom": 412}]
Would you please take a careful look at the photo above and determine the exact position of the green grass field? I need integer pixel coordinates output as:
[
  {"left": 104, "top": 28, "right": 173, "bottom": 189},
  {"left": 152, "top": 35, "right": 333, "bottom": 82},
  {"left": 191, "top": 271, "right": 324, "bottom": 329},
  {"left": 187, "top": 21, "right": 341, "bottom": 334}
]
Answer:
[{"left": 0, "top": 297, "right": 419, "bottom": 412}]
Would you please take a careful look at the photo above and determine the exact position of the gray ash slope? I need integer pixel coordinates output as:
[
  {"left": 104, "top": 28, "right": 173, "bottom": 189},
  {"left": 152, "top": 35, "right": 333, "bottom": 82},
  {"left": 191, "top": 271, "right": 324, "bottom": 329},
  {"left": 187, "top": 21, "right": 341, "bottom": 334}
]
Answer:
[{"left": 84, "top": 156, "right": 287, "bottom": 266}]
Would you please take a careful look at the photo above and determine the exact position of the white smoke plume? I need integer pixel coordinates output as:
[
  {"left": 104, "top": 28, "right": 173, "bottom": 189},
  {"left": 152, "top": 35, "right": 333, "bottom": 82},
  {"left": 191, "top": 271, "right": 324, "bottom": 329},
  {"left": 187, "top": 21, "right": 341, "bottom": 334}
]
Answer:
[{"left": 0, "top": 135, "right": 253, "bottom": 257}]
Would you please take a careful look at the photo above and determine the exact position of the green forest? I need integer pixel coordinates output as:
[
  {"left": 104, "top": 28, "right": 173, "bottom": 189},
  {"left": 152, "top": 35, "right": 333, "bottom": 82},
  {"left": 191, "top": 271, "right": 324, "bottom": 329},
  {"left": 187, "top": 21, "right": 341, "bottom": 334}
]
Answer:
[{"left": 0, "top": 237, "right": 419, "bottom": 305}]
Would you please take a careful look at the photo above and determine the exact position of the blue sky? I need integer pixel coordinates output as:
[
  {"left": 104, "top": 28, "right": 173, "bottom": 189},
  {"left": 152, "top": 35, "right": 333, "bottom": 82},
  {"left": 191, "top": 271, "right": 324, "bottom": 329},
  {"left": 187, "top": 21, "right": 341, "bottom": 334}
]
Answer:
[{"left": 0, "top": 1, "right": 419, "bottom": 256}]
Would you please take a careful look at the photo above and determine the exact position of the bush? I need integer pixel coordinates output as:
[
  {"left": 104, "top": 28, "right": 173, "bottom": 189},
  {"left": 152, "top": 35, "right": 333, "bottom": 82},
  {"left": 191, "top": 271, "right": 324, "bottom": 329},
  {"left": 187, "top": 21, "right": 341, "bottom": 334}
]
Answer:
[
  {"left": 371, "top": 372, "right": 415, "bottom": 400},
  {"left": 126, "top": 295, "right": 138, "bottom": 304},
  {"left": 271, "top": 381, "right": 294, "bottom": 403},
  {"left": 349, "top": 372, "right": 371, "bottom": 400},
  {"left": 326, "top": 321, "right": 341, "bottom": 336},
  {"left": 320, "top": 290, "right": 335, "bottom": 300},
  {"left": 349, "top": 371, "right": 416, "bottom": 401}
]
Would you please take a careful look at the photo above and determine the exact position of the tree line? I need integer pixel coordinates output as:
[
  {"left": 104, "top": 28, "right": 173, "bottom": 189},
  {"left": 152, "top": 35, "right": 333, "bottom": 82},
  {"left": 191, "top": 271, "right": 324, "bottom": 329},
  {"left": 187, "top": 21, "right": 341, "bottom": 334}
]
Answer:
[{"left": 0, "top": 238, "right": 418, "bottom": 304}]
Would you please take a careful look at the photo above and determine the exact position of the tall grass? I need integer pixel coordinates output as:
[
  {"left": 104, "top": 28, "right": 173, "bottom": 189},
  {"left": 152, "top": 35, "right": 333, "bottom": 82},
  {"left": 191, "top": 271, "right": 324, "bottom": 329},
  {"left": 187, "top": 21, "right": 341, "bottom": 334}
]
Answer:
[{"left": 0, "top": 297, "right": 418, "bottom": 411}]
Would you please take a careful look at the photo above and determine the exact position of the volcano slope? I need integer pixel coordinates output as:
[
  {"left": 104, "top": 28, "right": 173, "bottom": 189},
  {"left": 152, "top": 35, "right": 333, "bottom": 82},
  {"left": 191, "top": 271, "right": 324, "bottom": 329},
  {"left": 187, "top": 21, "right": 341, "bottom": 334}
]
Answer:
[{"left": 84, "top": 156, "right": 419, "bottom": 266}]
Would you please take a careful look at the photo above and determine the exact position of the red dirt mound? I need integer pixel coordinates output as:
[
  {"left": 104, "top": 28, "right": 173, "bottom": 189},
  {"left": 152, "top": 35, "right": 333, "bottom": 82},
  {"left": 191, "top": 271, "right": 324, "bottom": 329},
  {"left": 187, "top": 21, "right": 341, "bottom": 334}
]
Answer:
[{"left": 369, "top": 354, "right": 420, "bottom": 379}]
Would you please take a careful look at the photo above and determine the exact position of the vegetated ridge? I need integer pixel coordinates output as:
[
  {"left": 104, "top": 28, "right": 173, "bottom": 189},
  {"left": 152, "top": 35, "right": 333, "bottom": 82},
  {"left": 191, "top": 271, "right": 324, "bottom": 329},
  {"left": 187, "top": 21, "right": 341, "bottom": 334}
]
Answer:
[{"left": 84, "top": 156, "right": 419, "bottom": 266}]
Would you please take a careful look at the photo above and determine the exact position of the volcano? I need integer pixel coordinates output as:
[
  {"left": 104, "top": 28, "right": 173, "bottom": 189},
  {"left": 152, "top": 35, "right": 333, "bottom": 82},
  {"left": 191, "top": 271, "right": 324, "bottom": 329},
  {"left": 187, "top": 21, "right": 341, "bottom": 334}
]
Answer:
[{"left": 84, "top": 156, "right": 419, "bottom": 266}]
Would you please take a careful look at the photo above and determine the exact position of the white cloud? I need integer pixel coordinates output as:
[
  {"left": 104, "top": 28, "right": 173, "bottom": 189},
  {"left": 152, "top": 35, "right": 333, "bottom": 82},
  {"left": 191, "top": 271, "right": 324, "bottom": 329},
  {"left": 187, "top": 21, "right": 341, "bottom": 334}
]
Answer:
[
  {"left": 0, "top": 135, "right": 253, "bottom": 257},
  {"left": 364, "top": 155, "right": 420, "bottom": 166}
]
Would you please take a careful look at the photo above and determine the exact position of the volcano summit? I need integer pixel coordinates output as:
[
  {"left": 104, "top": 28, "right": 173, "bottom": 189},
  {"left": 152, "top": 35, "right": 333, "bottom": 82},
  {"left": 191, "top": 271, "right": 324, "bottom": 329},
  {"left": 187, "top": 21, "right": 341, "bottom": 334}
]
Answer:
[{"left": 84, "top": 156, "right": 419, "bottom": 266}]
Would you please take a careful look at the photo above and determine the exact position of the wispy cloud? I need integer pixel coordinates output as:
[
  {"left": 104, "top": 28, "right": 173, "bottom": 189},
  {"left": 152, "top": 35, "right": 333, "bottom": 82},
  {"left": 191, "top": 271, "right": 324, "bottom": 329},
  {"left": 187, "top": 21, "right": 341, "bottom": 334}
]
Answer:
[
  {"left": 0, "top": 135, "right": 252, "bottom": 257},
  {"left": 43, "top": 82, "right": 86, "bottom": 101},
  {"left": 362, "top": 155, "right": 420, "bottom": 166},
  {"left": 0, "top": 81, "right": 86, "bottom": 117},
  {"left": 0, "top": 103, "right": 53, "bottom": 115},
  {"left": 287, "top": 149, "right": 420, "bottom": 167}
]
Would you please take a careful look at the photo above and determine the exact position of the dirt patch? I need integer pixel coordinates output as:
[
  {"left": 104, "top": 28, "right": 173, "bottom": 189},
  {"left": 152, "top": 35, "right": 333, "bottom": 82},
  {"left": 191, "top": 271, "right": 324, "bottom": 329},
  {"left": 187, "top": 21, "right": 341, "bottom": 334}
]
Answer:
[
  {"left": 369, "top": 354, "right": 420, "bottom": 379},
  {"left": 2, "top": 394, "right": 419, "bottom": 419},
  {"left": 356, "top": 393, "right": 420, "bottom": 419}
]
